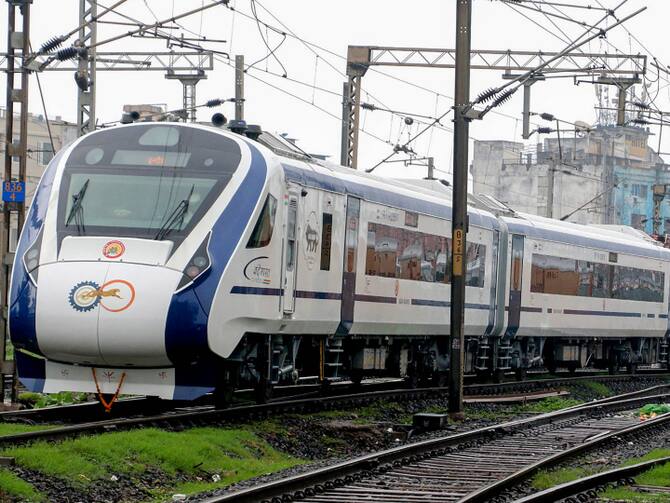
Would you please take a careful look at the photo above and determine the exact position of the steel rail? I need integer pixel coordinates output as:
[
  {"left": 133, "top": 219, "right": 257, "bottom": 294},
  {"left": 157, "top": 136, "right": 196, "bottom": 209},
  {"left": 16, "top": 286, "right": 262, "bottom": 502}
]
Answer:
[{"left": 197, "top": 392, "right": 670, "bottom": 503}]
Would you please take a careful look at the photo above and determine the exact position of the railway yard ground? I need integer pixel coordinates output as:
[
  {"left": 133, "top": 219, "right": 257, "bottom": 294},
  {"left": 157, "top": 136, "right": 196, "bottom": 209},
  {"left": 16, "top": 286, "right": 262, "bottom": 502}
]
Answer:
[{"left": 0, "top": 375, "right": 667, "bottom": 502}]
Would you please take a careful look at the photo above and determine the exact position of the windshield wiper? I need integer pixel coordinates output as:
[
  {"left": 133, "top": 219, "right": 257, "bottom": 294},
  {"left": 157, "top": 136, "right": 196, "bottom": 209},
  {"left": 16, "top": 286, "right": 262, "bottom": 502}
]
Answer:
[
  {"left": 154, "top": 184, "right": 195, "bottom": 241},
  {"left": 65, "top": 178, "right": 90, "bottom": 235}
]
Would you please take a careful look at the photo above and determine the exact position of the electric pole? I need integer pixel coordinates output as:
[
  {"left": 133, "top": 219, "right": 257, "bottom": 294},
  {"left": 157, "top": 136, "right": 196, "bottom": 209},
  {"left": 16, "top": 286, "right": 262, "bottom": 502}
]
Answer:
[
  {"left": 235, "top": 55, "right": 244, "bottom": 121},
  {"left": 448, "top": 0, "right": 471, "bottom": 416},
  {"left": 2, "top": 0, "right": 31, "bottom": 402},
  {"left": 546, "top": 161, "right": 555, "bottom": 218}
]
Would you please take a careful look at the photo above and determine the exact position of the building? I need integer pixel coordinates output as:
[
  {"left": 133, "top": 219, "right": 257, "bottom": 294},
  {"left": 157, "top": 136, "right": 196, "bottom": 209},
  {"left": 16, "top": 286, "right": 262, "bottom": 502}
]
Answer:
[
  {"left": 471, "top": 126, "right": 670, "bottom": 235},
  {"left": 0, "top": 108, "right": 78, "bottom": 247}
]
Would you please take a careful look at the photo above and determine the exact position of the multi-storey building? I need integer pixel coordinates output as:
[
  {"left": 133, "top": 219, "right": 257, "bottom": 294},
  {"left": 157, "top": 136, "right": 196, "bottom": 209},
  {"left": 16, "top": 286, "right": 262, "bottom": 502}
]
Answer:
[{"left": 471, "top": 126, "right": 670, "bottom": 235}]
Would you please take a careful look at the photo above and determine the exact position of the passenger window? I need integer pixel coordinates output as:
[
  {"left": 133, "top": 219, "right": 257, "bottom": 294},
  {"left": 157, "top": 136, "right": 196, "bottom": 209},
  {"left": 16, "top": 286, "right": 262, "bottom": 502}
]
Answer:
[
  {"left": 364, "top": 221, "right": 485, "bottom": 288},
  {"left": 246, "top": 195, "right": 277, "bottom": 248},
  {"left": 320, "top": 213, "right": 333, "bottom": 271}
]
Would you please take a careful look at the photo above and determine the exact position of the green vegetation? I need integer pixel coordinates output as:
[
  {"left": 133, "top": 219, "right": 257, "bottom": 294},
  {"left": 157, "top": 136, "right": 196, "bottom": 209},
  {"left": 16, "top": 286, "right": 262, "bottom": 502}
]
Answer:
[
  {"left": 530, "top": 448, "right": 670, "bottom": 499},
  {"left": 0, "top": 469, "right": 42, "bottom": 502},
  {"left": 639, "top": 404, "right": 670, "bottom": 416},
  {"left": 0, "top": 427, "right": 300, "bottom": 501},
  {"left": 465, "top": 396, "right": 584, "bottom": 421},
  {"left": 576, "top": 380, "right": 613, "bottom": 397},
  {"left": 521, "top": 396, "right": 583, "bottom": 413},
  {"left": 17, "top": 391, "right": 89, "bottom": 409},
  {"left": 532, "top": 466, "right": 593, "bottom": 490},
  {"left": 0, "top": 423, "right": 56, "bottom": 437}
]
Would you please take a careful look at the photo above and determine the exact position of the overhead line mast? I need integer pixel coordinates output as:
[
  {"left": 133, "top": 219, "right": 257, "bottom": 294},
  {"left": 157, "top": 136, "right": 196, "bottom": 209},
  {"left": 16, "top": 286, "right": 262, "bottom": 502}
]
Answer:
[{"left": 447, "top": 0, "right": 472, "bottom": 417}]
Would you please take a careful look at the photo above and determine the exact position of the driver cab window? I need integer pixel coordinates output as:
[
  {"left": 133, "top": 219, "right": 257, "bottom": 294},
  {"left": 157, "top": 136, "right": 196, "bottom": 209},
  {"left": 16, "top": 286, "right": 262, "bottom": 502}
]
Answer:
[{"left": 247, "top": 194, "right": 277, "bottom": 248}]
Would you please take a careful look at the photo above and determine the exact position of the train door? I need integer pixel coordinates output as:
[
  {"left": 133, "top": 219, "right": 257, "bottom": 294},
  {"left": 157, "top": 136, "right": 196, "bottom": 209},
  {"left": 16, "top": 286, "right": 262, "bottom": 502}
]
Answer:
[
  {"left": 338, "top": 196, "right": 360, "bottom": 334},
  {"left": 505, "top": 234, "right": 525, "bottom": 337},
  {"left": 282, "top": 189, "right": 299, "bottom": 314}
]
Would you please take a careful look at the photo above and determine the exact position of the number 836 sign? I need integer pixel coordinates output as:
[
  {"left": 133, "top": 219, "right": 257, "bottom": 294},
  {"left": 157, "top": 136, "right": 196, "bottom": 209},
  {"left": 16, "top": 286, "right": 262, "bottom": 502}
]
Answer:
[{"left": 2, "top": 180, "right": 25, "bottom": 203}]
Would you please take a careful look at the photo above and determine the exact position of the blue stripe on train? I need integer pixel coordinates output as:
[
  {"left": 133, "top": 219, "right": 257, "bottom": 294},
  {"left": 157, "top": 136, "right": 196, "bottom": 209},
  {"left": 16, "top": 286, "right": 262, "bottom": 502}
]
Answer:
[
  {"left": 164, "top": 142, "right": 267, "bottom": 368},
  {"left": 10, "top": 148, "right": 65, "bottom": 357}
]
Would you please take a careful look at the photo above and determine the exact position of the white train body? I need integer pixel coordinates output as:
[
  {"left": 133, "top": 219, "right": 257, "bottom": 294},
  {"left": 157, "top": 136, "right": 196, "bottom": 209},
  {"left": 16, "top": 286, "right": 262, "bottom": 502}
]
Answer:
[{"left": 10, "top": 123, "right": 670, "bottom": 400}]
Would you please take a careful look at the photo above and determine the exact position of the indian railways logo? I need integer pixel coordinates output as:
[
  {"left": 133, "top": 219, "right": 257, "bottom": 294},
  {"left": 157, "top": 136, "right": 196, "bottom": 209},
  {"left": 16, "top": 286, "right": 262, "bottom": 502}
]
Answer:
[
  {"left": 68, "top": 280, "right": 136, "bottom": 313},
  {"left": 303, "top": 211, "right": 320, "bottom": 270},
  {"left": 102, "top": 240, "right": 125, "bottom": 259}
]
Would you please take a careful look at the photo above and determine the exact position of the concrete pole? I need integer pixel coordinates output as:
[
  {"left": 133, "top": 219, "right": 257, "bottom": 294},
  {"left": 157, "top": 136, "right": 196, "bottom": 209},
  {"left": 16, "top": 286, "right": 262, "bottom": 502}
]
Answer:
[{"left": 448, "top": 0, "right": 472, "bottom": 416}]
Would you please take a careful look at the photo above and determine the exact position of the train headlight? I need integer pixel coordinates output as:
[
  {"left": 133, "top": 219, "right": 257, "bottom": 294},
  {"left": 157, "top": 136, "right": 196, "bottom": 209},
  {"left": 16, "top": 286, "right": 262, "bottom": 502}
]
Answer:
[
  {"left": 22, "top": 226, "right": 44, "bottom": 285},
  {"left": 176, "top": 232, "right": 211, "bottom": 292}
]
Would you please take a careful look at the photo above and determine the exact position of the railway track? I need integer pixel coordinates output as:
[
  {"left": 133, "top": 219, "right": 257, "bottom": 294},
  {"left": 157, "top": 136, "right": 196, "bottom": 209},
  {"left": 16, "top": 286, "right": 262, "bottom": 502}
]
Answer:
[
  {"left": 2, "top": 372, "right": 666, "bottom": 426},
  {"left": 512, "top": 456, "right": 670, "bottom": 502},
  {"left": 199, "top": 390, "right": 670, "bottom": 503}
]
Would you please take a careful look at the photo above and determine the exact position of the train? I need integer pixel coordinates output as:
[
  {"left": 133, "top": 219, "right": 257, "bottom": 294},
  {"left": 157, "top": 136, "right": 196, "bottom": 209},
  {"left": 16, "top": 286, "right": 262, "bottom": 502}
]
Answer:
[{"left": 9, "top": 120, "right": 670, "bottom": 405}]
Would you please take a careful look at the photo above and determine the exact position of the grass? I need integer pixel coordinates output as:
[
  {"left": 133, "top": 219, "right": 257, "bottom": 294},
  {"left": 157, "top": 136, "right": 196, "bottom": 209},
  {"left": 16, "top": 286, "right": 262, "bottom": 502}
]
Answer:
[
  {"left": 530, "top": 447, "right": 670, "bottom": 498},
  {"left": 0, "top": 469, "right": 42, "bottom": 502},
  {"left": 532, "top": 466, "right": 594, "bottom": 490},
  {"left": 465, "top": 396, "right": 583, "bottom": 421},
  {"left": 0, "top": 427, "right": 301, "bottom": 501},
  {"left": 0, "top": 423, "right": 56, "bottom": 437},
  {"left": 576, "top": 380, "right": 613, "bottom": 397}
]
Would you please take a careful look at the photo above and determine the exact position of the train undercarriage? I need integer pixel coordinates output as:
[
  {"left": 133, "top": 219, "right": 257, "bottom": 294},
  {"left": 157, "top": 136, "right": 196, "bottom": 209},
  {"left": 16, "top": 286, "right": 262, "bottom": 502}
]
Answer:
[{"left": 217, "top": 333, "right": 670, "bottom": 407}]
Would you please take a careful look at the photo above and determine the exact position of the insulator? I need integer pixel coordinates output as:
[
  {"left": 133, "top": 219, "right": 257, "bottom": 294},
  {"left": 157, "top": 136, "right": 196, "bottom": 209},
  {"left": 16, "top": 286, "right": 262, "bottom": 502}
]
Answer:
[
  {"left": 537, "top": 127, "right": 553, "bottom": 134},
  {"left": 39, "top": 36, "right": 64, "bottom": 55},
  {"left": 539, "top": 112, "right": 555, "bottom": 121},
  {"left": 633, "top": 101, "right": 650, "bottom": 110},
  {"left": 361, "top": 102, "right": 377, "bottom": 111},
  {"left": 55, "top": 47, "right": 78, "bottom": 61},
  {"left": 475, "top": 87, "right": 499, "bottom": 104},
  {"left": 631, "top": 117, "right": 649, "bottom": 125},
  {"left": 492, "top": 88, "right": 516, "bottom": 107},
  {"left": 205, "top": 98, "right": 224, "bottom": 108}
]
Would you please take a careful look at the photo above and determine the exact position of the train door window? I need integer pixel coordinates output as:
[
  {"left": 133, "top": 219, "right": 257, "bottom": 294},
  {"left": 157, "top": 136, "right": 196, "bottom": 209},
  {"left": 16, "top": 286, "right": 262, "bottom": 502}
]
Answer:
[
  {"left": 320, "top": 213, "right": 333, "bottom": 271},
  {"left": 465, "top": 243, "right": 487, "bottom": 287},
  {"left": 286, "top": 198, "right": 297, "bottom": 271},
  {"left": 510, "top": 236, "right": 524, "bottom": 291},
  {"left": 246, "top": 194, "right": 277, "bottom": 248},
  {"left": 345, "top": 199, "right": 360, "bottom": 273}
]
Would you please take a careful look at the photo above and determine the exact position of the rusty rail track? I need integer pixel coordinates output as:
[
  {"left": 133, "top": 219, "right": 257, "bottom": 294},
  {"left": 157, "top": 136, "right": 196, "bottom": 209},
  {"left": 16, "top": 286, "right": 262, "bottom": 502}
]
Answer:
[{"left": 196, "top": 392, "right": 670, "bottom": 503}]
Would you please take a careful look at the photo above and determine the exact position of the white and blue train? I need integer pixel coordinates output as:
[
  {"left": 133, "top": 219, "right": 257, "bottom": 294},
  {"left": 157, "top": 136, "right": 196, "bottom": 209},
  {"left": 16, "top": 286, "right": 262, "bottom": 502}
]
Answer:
[{"left": 9, "top": 121, "right": 670, "bottom": 403}]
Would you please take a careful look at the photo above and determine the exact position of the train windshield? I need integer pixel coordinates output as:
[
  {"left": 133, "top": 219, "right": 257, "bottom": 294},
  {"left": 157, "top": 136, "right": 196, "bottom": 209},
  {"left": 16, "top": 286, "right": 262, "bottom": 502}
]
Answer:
[{"left": 58, "top": 125, "right": 242, "bottom": 246}]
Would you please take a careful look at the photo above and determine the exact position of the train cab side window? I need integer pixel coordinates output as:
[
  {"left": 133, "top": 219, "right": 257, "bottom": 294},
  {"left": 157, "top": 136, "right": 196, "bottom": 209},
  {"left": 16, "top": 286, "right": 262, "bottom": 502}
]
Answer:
[
  {"left": 247, "top": 194, "right": 277, "bottom": 248},
  {"left": 320, "top": 213, "right": 333, "bottom": 271}
]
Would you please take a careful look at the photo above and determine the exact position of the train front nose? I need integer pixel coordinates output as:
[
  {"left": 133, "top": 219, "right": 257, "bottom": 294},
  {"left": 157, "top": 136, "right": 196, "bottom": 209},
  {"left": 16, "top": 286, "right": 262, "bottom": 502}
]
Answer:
[{"left": 36, "top": 259, "right": 184, "bottom": 367}]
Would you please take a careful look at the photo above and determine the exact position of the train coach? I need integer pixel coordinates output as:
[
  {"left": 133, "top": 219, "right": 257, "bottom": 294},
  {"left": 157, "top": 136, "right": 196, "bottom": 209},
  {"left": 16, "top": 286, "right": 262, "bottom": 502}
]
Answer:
[{"left": 9, "top": 121, "right": 670, "bottom": 404}]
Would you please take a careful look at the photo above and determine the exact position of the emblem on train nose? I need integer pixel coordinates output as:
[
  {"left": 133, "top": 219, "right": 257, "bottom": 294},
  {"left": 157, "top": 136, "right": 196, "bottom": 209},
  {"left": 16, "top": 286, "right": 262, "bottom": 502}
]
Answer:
[
  {"left": 102, "top": 240, "right": 125, "bottom": 259},
  {"left": 68, "top": 280, "right": 136, "bottom": 313}
]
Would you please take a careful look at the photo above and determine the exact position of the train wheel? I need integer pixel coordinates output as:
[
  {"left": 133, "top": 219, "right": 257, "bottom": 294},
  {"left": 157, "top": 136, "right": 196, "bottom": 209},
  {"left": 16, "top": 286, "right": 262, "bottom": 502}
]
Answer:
[
  {"left": 254, "top": 377, "right": 273, "bottom": 404},
  {"left": 214, "top": 385, "right": 234, "bottom": 409},
  {"left": 350, "top": 371, "right": 363, "bottom": 388},
  {"left": 626, "top": 363, "right": 637, "bottom": 375}
]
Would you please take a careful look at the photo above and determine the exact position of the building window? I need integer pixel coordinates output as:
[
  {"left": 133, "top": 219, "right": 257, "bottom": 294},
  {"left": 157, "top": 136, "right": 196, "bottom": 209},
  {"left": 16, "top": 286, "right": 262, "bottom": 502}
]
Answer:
[
  {"left": 365, "top": 221, "right": 486, "bottom": 288},
  {"left": 531, "top": 253, "right": 664, "bottom": 303},
  {"left": 320, "top": 213, "right": 332, "bottom": 271},
  {"left": 39, "top": 142, "right": 54, "bottom": 166},
  {"left": 405, "top": 211, "right": 418, "bottom": 228},
  {"left": 631, "top": 184, "right": 648, "bottom": 199},
  {"left": 631, "top": 213, "right": 646, "bottom": 230}
]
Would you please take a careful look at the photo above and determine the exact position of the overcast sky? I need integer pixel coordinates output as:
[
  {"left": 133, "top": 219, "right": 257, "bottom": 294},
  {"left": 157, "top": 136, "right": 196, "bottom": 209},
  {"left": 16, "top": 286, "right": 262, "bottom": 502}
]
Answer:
[{"left": 5, "top": 0, "right": 670, "bottom": 180}]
